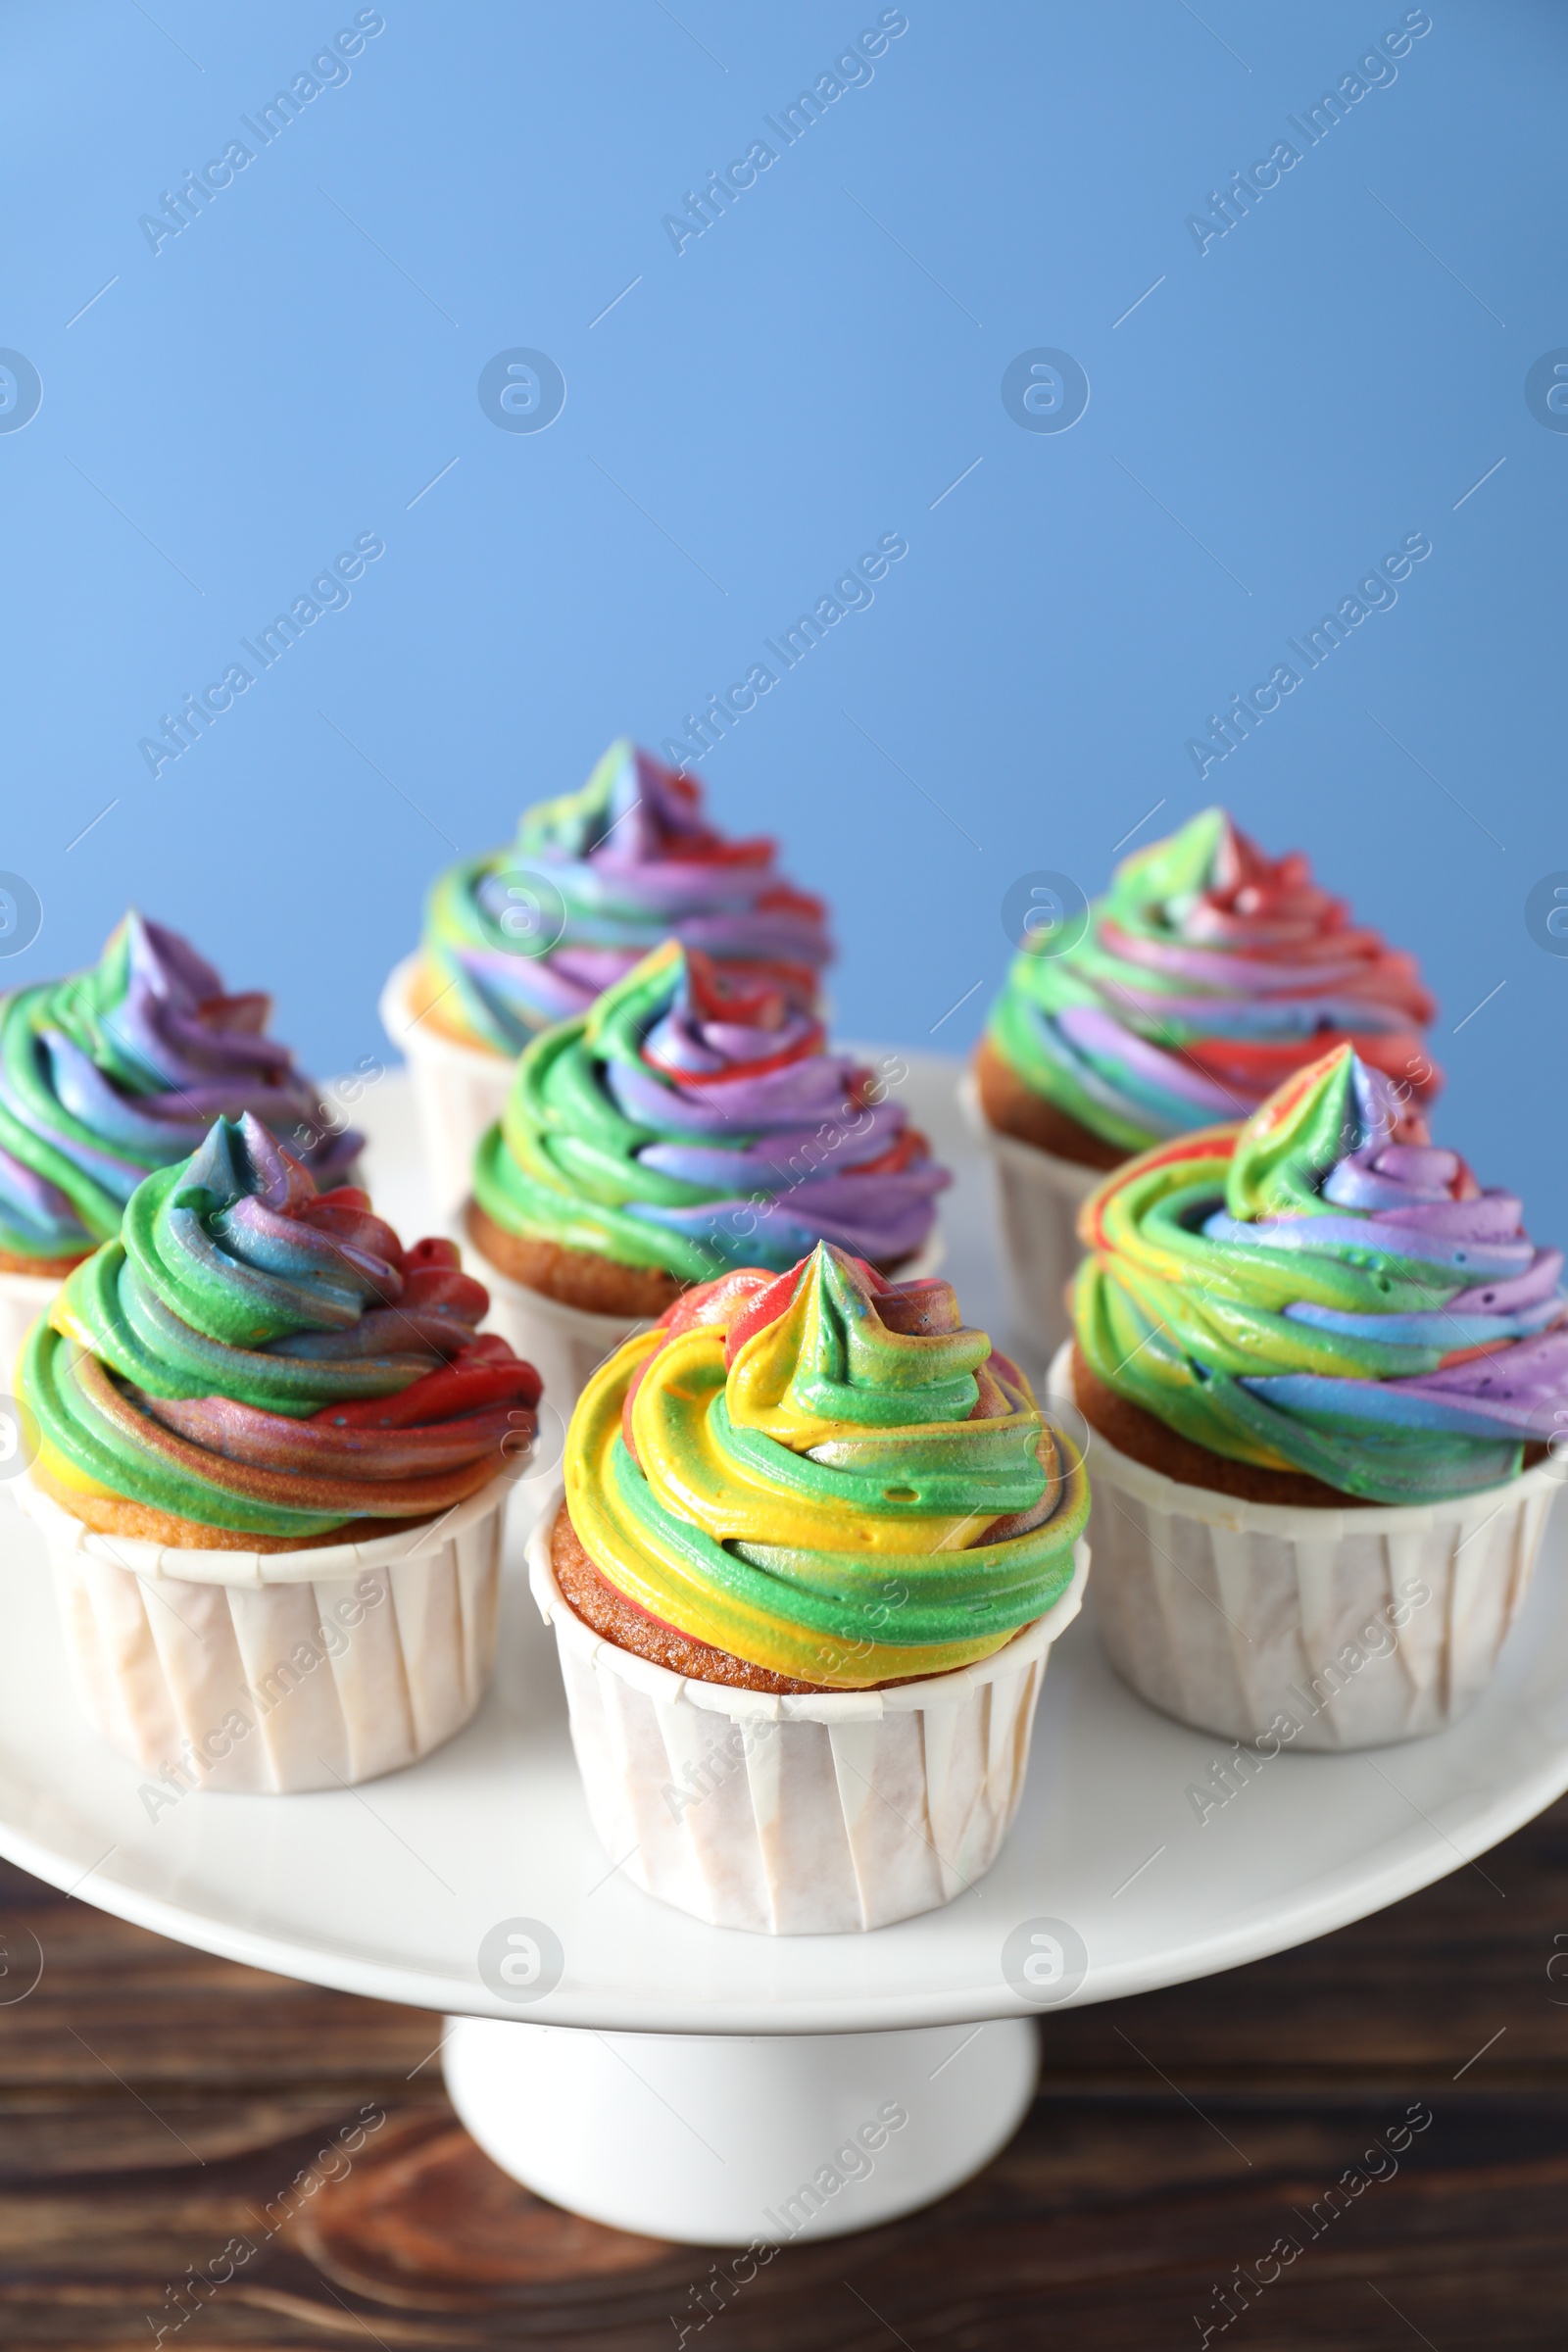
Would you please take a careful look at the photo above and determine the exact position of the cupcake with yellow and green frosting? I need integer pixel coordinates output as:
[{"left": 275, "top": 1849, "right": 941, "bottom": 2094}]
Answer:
[{"left": 529, "top": 1243, "right": 1091, "bottom": 1933}]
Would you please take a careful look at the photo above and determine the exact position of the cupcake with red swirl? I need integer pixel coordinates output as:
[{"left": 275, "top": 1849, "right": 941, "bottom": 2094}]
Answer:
[
  {"left": 464, "top": 938, "right": 948, "bottom": 1415},
  {"left": 380, "top": 739, "right": 833, "bottom": 1214},
  {"left": 970, "top": 809, "right": 1440, "bottom": 1362},
  {"left": 529, "top": 1242, "right": 1090, "bottom": 1932},
  {"left": 1052, "top": 1044, "right": 1564, "bottom": 1750},
  {"left": 16, "top": 1112, "right": 540, "bottom": 1791},
  {"left": 0, "top": 910, "right": 360, "bottom": 1385}
]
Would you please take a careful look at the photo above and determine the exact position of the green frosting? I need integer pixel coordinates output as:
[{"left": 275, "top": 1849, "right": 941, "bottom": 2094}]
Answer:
[{"left": 473, "top": 963, "right": 720, "bottom": 1282}]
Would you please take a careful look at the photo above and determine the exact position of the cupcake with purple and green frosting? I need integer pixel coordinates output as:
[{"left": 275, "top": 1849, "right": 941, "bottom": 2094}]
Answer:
[
  {"left": 979, "top": 808, "right": 1440, "bottom": 1167},
  {"left": 467, "top": 938, "right": 948, "bottom": 1324},
  {"left": 1055, "top": 1044, "right": 1567, "bottom": 1747},
  {"left": 382, "top": 738, "right": 835, "bottom": 1220},
  {"left": 0, "top": 913, "right": 357, "bottom": 1275},
  {"left": 409, "top": 738, "right": 831, "bottom": 1055},
  {"left": 970, "top": 806, "right": 1442, "bottom": 1364}
]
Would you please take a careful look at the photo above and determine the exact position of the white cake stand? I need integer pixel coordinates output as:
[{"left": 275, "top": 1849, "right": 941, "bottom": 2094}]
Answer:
[{"left": 1, "top": 1063, "right": 1564, "bottom": 2246}]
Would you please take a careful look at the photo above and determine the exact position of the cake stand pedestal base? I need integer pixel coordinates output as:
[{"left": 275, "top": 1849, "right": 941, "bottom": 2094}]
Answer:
[{"left": 442, "top": 2014, "right": 1039, "bottom": 2246}]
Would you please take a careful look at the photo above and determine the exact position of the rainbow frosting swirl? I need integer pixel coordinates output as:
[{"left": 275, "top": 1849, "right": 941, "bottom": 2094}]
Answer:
[
  {"left": 987, "top": 808, "right": 1438, "bottom": 1154},
  {"left": 1075, "top": 1044, "right": 1568, "bottom": 1503},
  {"left": 474, "top": 940, "right": 947, "bottom": 1282},
  {"left": 418, "top": 739, "right": 832, "bottom": 1053},
  {"left": 566, "top": 1243, "right": 1089, "bottom": 1686},
  {"left": 23, "top": 1113, "right": 540, "bottom": 1540},
  {"left": 0, "top": 913, "right": 359, "bottom": 1265}
]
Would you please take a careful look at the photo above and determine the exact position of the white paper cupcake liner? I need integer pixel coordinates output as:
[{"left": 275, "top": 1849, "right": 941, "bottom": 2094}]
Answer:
[
  {"left": 379, "top": 954, "right": 514, "bottom": 1219},
  {"left": 466, "top": 1241, "right": 654, "bottom": 1427},
  {"left": 0, "top": 1265, "right": 67, "bottom": 1392},
  {"left": 1048, "top": 1341, "right": 1558, "bottom": 1751},
  {"left": 16, "top": 1470, "right": 513, "bottom": 1793},
  {"left": 958, "top": 1073, "right": 1102, "bottom": 1368},
  {"left": 527, "top": 1486, "right": 1089, "bottom": 1934}
]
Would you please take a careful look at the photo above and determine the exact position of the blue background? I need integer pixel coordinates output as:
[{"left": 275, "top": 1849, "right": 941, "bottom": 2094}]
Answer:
[{"left": 3, "top": 1, "right": 1564, "bottom": 1216}]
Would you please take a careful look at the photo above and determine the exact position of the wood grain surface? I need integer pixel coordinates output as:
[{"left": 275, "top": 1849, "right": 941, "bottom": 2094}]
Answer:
[{"left": 2, "top": 1797, "right": 1565, "bottom": 2350}]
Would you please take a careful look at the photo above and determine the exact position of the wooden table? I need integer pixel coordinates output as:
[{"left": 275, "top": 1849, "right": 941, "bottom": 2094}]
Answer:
[{"left": 2, "top": 1795, "right": 1563, "bottom": 2350}]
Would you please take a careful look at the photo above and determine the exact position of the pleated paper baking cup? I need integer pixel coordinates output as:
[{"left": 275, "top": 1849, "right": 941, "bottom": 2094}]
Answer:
[
  {"left": 16, "top": 1470, "right": 513, "bottom": 1793},
  {"left": 0, "top": 1265, "right": 66, "bottom": 1392},
  {"left": 379, "top": 954, "right": 514, "bottom": 1219},
  {"left": 466, "top": 1244, "right": 653, "bottom": 1427},
  {"left": 1048, "top": 1342, "right": 1558, "bottom": 1752},
  {"left": 527, "top": 1488, "right": 1089, "bottom": 1935},
  {"left": 958, "top": 1073, "right": 1100, "bottom": 1368}
]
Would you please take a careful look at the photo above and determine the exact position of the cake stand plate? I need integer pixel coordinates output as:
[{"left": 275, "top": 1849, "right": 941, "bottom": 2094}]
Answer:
[{"left": 1, "top": 1062, "right": 1564, "bottom": 2244}]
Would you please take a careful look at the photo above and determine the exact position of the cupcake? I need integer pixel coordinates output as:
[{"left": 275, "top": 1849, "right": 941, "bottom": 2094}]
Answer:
[
  {"left": 527, "top": 1241, "right": 1090, "bottom": 1932},
  {"left": 379, "top": 739, "right": 833, "bottom": 1214},
  {"left": 969, "top": 808, "right": 1440, "bottom": 1362},
  {"left": 15, "top": 1111, "right": 540, "bottom": 1791},
  {"left": 1054, "top": 1043, "right": 1564, "bottom": 1750},
  {"left": 466, "top": 937, "right": 949, "bottom": 1414},
  {"left": 0, "top": 911, "right": 359, "bottom": 1376}
]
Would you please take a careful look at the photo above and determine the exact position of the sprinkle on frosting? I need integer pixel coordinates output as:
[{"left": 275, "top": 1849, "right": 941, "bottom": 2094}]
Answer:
[
  {"left": 417, "top": 739, "right": 832, "bottom": 1053},
  {"left": 473, "top": 939, "right": 948, "bottom": 1282},
  {"left": 987, "top": 808, "right": 1439, "bottom": 1155},
  {"left": 1074, "top": 1044, "right": 1568, "bottom": 1502},
  {"left": 23, "top": 1113, "right": 540, "bottom": 1539},
  {"left": 0, "top": 913, "right": 360, "bottom": 1265},
  {"left": 565, "top": 1242, "right": 1089, "bottom": 1686}
]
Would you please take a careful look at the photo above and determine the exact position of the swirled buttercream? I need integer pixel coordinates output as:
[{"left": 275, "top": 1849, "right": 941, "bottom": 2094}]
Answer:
[
  {"left": 417, "top": 739, "right": 832, "bottom": 1052},
  {"left": 564, "top": 1242, "right": 1089, "bottom": 1686},
  {"left": 0, "top": 913, "right": 359, "bottom": 1265},
  {"left": 1074, "top": 1044, "right": 1568, "bottom": 1502},
  {"left": 987, "top": 808, "right": 1439, "bottom": 1155},
  {"left": 23, "top": 1112, "right": 540, "bottom": 1540},
  {"left": 473, "top": 939, "right": 947, "bottom": 1282}
]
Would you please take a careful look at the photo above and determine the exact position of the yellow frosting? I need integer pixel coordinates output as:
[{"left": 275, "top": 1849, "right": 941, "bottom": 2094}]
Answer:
[{"left": 563, "top": 1245, "right": 1089, "bottom": 1687}]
